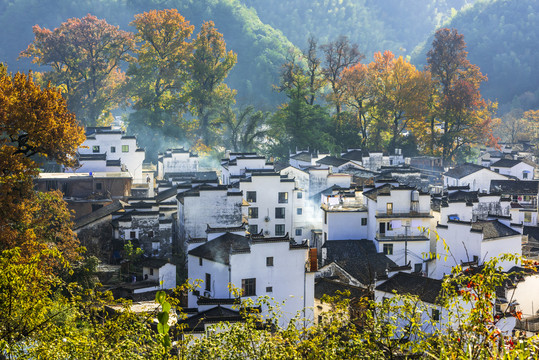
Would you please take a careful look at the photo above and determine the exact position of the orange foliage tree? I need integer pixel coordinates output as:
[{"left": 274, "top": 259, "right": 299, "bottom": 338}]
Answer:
[
  {"left": 425, "top": 28, "right": 496, "bottom": 164},
  {"left": 0, "top": 64, "right": 85, "bottom": 266},
  {"left": 21, "top": 14, "right": 135, "bottom": 126}
]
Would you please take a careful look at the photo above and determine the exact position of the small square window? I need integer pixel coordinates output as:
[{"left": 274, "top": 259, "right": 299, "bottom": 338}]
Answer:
[
  {"left": 523, "top": 172, "right": 529, "bottom": 179},
  {"left": 361, "top": 218, "right": 367, "bottom": 226},
  {"left": 122, "top": 145, "right": 129, "bottom": 153},
  {"left": 432, "top": 309, "right": 440, "bottom": 321},
  {"left": 278, "top": 192, "right": 288, "bottom": 203},
  {"left": 297, "top": 208, "right": 302, "bottom": 215},
  {"left": 295, "top": 228, "right": 302, "bottom": 236},
  {"left": 414, "top": 263, "right": 422, "bottom": 273},
  {"left": 130, "top": 231, "right": 136, "bottom": 239},
  {"left": 248, "top": 207, "right": 259, "bottom": 219},
  {"left": 275, "top": 224, "right": 285, "bottom": 236},
  {"left": 148, "top": 230, "right": 154, "bottom": 238},
  {"left": 266, "top": 257, "right": 273, "bottom": 266},
  {"left": 95, "top": 182, "right": 103, "bottom": 190},
  {"left": 266, "top": 286, "right": 273, "bottom": 293},
  {"left": 110, "top": 146, "right": 116, "bottom": 153},
  {"left": 524, "top": 212, "right": 532, "bottom": 223},
  {"left": 383, "top": 243, "right": 393, "bottom": 255},
  {"left": 275, "top": 207, "right": 285, "bottom": 219},
  {"left": 297, "top": 192, "right": 302, "bottom": 199},
  {"left": 92, "top": 145, "right": 100, "bottom": 153},
  {"left": 248, "top": 224, "right": 258, "bottom": 234},
  {"left": 246, "top": 191, "right": 257, "bottom": 202}
]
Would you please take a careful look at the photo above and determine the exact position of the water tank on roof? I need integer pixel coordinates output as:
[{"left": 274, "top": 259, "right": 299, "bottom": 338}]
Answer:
[{"left": 411, "top": 190, "right": 419, "bottom": 202}]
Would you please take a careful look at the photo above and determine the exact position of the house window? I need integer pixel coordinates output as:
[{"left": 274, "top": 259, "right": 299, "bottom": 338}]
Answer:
[
  {"left": 295, "top": 228, "right": 302, "bottom": 236},
  {"left": 246, "top": 191, "right": 257, "bottom": 202},
  {"left": 414, "top": 263, "right": 422, "bottom": 273},
  {"left": 248, "top": 207, "right": 259, "bottom": 219},
  {"left": 130, "top": 231, "right": 136, "bottom": 239},
  {"left": 361, "top": 218, "right": 367, "bottom": 226},
  {"left": 242, "top": 278, "right": 256, "bottom": 296},
  {"left": 205, "top": 273, "right": 211, "bottom": 292},
  {"left": 199, "top": 257, "right": 203, "bottom": 266},
  {"left": 248, "top": 224, "right": 258, "bottom": 234},
  {"left": 524, "top": 212, "right": 532, "bottom": 223},
  {"left": 278, "top": 192, "right": 288, "bottom": 203},
  {"left": 122, "top": 145, "right": 129, "bottom": 152},
  {"left": 95, "top": 182, "right": 103, "bottom": 190},
  {"left": 297, "top": 192, "right": 302, "bottom": 199},
  {"left": 150, "top": 268, "right": 154, "bottom": 276},
  {"left": 386, "top": 203, "right": 393, "bottom": 215},
  {"left": 432, "top": 309, "right": 440, "bottom": 321},
  {"left": 383, "top": 244, "right": 393, "bottom": 255},
  {"left": 523, "top": 171, "right": 529, "bottom": 179},
  {"left": 324, "top": 212, "right": 327, "bottom": 224},
  {"left": 387, "top": 221, "right": 393, "bottom": 231},
  {"left": 275, "top": 207, "right": 285, "bottom": 219},
  {"left": 494, "top": 168, "right": 499, "bottom": 173},
  {"left": 275, "top": 224, "right": 285, "bottom": 236},
  {"left": 324, "top": 232, "right": 327, "bottom": 242},
  {"left": 297, "top": 208, "right": 303, "bottom": 215},
  {"left": 266, "top": 257, "right": 274, "bottom": 266},
  {"left": 111, "top": 146, "right": 116, "bottom": 153},
  {"left": 148, "top": 231, "right": 154, "bottom": 238},
  {"left": 92, "top": 145, "right": 100, "bottom": 153},
  {"left": 266, "top": 286, "right": 273, "bottom": 293}
]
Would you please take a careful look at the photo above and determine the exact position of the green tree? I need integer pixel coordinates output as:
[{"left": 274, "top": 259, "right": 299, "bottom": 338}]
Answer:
[
  {"left": 222, "top": 106, "right": 269, "bottom": 152},
  {"left": 189, "top": 21, "right": 237, "bottom": 147},
  {"left": 20, "top": 14, "right": 135, "bottom": 126}
]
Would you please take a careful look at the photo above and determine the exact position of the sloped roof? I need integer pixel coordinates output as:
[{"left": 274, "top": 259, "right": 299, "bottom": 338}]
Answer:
[
  {"left": 322, "top": 239, "right": 378, "bottom": 261},
  {"left": 188, "top": 233, "right": 250, "bottom": 265},
  {"left": 140, "top": 258, "right": 171, "bottom": 269},
  {"left": 73, "top": 200, "right": 127, "bottom": 229},
  {"left": 490, "top": 180, "right": 539, "bottom": 195},
  {"left": 316, "top": 156, "right": 349, "bottom": 167},
  {"left": 375, "top": 272, "right": 443, "bottom": 304},
  {"left": 290, "top": 152, "right": 312, "bottom": 162},
  {"left": 155, "top": 187, "right": 178, "bottom": 203},
  {"left": 443, "top": 163, "right": 487, "bottom": 179},
  {"left": 471, "top": 220, "right": 521, "bottom": 240},
  {"left": 341, "top": 149, "right": 366, "bottom": 161},
  {"left": 182, "top": 306, "right": 242, "bottom": 332},
  {"left": 315, "top": 278, "right": 368, "bottom": 300},
  {"left": 448, "top": 190, "right": 479, "bottom": 203},
  {"left": 362, "top": 183, "right": 392, "bottom": 201},
  {"left": 490, "top": 159, "right": 523, "bottom": 168}
]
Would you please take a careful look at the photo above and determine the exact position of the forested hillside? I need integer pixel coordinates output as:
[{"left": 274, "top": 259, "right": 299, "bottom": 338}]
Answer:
[
  {"left": 242, "top": 0, "right": 475, "bottom": 57},
  {"left": 413, "top": 0, "right": 539, "bottom": 113},
  {"left": 0, "top": 0, "right": 295, "bottom": 107}
]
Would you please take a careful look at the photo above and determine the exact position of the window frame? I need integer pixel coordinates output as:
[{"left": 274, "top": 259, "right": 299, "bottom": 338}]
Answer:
[
  {"left": 205, "top": 273, "right": 211, "bottom": 292},
  {"left": 248, "top": 207, "right": 259, "bottom": 219},
  {"left": 241, "top": 278, "right": 256, "bottom": 297},
  {"left": 275, "top": 207, "right": 285, "bottom": 219},
  {"left": 92, "top": 145, "right": 100, "bottom": 153},
  {"left": 297, "top": 207, "right": 303, "bottom": 215},
  {"left": 248, "top": 224, "right": 258, "bottom": 234},
  {"left": 122, "top": 144, "right": 129, "bottom": 153},
  {"left": 278, "top": 192, "right": 288, "bottom": 204},
  {"left": 275, "top": 224, "right": 285, "bottom": 236},
  {"left": 266, "top": 257, "right": 274, "bottom": 267},
  {"left": 383, "top": 243, "right": 393, "bottom": 255},
  {"left": 246, "top": 191, "right": 257, "bottom": 203},
  {"left": 110, "top": 146, "right": 116, "bottom": 153},
  {"left": 361, "top": 218, "right": 367, "bottom": 226}
]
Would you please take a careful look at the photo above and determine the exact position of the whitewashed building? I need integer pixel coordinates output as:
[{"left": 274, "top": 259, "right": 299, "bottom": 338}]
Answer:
[
  {"left": 157, "top": 148, "right": 199, "bottom": 180},
  {"left": 490, "top": 159, "right": 535, "bottom": 180},
  {"left": 221, "top": 152, "right": 274, "bottom": 185},
  {"left": 443, "top": 163, "right": 508, "bottom": 192},
  {"left": 187, "top": 233, "right": 315, "bottom": 325},
  {"left": 71, "top": 127, "right": 146, "bottom": 184}
]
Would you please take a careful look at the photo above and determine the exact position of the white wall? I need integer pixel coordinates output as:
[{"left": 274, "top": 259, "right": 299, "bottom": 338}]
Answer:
[
  {"left": 324, "top": 211, "right": 368, "bottom": 240},
  {"left": 188, "top": 256, "right": 230, "bottom": 307}
]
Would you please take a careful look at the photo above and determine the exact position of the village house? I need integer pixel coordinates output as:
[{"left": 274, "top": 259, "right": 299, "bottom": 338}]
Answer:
[
  {"left": 221, "top": 152, "right": 274, "bottom": 185},
  {"left": 69, "top": 127, "right": 147, "bottom": 185},
  {"left": 187, "top": 232, "right": 316, "bottom": 326},
  {"left": 443, "top": 163, "right": 508, "bottom": 192},
  {"left": 321, "top": 188, "right": 368, "bottom": 243},
  {"left": 363, "top": 184, "right": 432, "bottom": 272},
  {"left": 239, "top": 171, "right": 296, "bottom": 238},
  {"left": 157, "top": 148, "right": 199, "bottom": 180},
  {"left": 490, "top": 159, "right": 535, "bottom": 180},
  {"left": 490, "top": 180, "right": 539, "bottom": 226}
]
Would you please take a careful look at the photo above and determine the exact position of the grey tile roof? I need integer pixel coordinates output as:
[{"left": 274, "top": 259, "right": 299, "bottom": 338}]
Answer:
[
  {"left": 188, "top": 233, "right": 250, "bottom": 265},
  {"left": 471, "top": 220, "right": 521, "bottom": 240},
  {"left": 490, "top": 159, "right": 522, "bottom": 168},
  {"left": 182, "top": 306, "right": 242, "bottom": 332},
  {"left": 341, "top": 149, "right": 366, "bottom": 161},
  {"left": 490, "top": 180, "right": 539, "bottom": 195},
  {"left": 443, "top": 163, "right": 487, "bottom": 179},
  {"left": 316, "top": 156, "right": 349, "bottom": 167},
  {"left": 315, "top": 278, "right": 368, "bottom": 299},
  {"left": 73, "top": 200, "right": 127, "bottom": 230},
  {"left": 362, "top": 183, "right": 392, "bottom": 201},
  {"left": 448, "top": 190, "right": 479, "bottom": 202},
  {"left": 375, "top": 272, "right": 443, "bottom": 304}
]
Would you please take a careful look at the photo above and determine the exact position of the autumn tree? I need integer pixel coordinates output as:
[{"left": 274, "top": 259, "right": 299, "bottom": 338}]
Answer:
[
  {"left": 189, "top": 21, "right": 237, "bottom": 146},
  {"left": 367, "top": 51, "right": 432, "bottom": 152},
  {"left": 21, "top": 14, "right": 134, "bottom": 126},
  {"left": 0, "top": 64, "right": 85, "bottom": 264},
  {"left": 127, "top": 9, "right": 194, "bottom": 127},
  {"left": 321, "top": 36, "right": 364, "bottom": 115},
  {"left": 426, "top": 28, "right": 495, "bottom": 164}
]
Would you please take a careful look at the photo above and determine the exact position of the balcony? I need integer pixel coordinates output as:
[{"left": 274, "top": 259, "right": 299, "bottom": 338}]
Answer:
[
  {"left": 376, "top": 232, "right": 429, "bottom": 242},
  {"left": 375, "top": 210, "right": 432, "bottom": 219}
]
